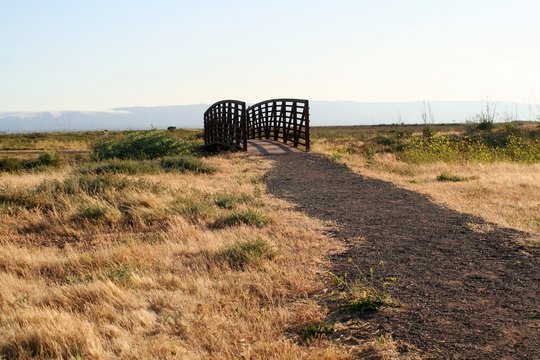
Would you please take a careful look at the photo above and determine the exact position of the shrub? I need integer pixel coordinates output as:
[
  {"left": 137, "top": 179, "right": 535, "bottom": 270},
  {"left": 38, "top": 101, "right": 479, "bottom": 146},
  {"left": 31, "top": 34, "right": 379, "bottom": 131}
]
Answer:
[
  {"left": 34, "top": 151, "right": 61, "bottom": 167},
  {"left": 0, "top": 152, "right": 62, "bottom": 173},
  {"left": 0, "top": 158, "right": 25, "bottom": 172},
  {"left": 92, "top": 131, "right": 196, "bottom": 160},
  {"left": 222, "top": 238, "right": 276, "bottom": 269},
  {"left": 214, "top": 210, "right": 271, "bottom": 228},
  {"left": 161, "top": 156, "right": 216, "bottom": 174}
]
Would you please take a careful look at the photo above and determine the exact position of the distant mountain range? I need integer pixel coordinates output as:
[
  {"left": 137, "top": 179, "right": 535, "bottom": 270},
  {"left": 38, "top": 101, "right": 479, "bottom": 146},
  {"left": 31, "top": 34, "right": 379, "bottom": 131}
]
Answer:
[{"left": 1, "top": 101, "right": 538, "bottom": 132}]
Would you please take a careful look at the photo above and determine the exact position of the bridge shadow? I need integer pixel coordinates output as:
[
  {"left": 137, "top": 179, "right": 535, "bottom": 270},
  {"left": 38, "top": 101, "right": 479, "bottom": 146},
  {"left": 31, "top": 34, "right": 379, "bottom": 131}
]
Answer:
[{"left": 264, "top": 153, "right": 540, "bottom": 358}]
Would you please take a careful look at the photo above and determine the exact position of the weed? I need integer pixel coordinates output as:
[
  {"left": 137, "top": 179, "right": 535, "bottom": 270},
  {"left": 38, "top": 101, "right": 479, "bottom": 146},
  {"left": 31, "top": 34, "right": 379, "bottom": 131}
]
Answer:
[
  {"left": 221, "top": 238, "right": 277, "bottom": 269},
  {"left": 302, "top": 321, "right": 334, "bottom": 339},
  {"left": 348, "top": 292, "right": 393, "bottom": 313},
  {"left": 215, "top": 210, "right": 271, "bottom": 228}
]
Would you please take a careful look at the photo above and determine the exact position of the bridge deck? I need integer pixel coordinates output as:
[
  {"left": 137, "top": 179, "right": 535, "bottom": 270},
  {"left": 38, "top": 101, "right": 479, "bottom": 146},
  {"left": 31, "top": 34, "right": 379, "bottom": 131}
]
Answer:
[{"left": 246, "top": 139, "right": 301, "bottom": 156}]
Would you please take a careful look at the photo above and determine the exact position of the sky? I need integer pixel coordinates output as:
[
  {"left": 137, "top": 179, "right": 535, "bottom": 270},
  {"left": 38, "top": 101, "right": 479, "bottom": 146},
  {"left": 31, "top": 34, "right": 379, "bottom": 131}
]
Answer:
[{"left": 1, "top": 0, "right": 539, "bottom": 112}]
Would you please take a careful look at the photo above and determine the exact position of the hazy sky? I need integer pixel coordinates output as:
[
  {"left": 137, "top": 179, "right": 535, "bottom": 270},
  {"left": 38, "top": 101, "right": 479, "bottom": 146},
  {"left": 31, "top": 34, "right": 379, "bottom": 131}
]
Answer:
[{"left": 1, "top": 0, "right": 539, "bottom": 111}]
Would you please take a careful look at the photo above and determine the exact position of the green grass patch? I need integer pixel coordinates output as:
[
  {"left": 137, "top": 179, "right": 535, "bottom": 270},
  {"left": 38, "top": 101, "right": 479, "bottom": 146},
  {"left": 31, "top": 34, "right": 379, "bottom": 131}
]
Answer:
[
  {"left": 346, "top": 279, "right": 397, "bottom": 314},
  {"left": 221, "top": 238, "right": 277, "bottom": 269},
  {"left": 302, "top": 322, "right": 334, "bottom": 340},
  {"left": 214, "top": 210, "right": 271, "bottom": 228},
  {"left": 78, "top": 156, "right": 215, "bottom": 175},
  {"left": 76, "top": 204, "right": 122, "bottom": 224},
  {"left": 172, "top": 193, "right": 214, "bottom": 223},
  {"left": 436, "top": 172, "right": 469, "bottom": 182},
  {"left": 214, "top": 193, "right": 253, "bottom": 209}
]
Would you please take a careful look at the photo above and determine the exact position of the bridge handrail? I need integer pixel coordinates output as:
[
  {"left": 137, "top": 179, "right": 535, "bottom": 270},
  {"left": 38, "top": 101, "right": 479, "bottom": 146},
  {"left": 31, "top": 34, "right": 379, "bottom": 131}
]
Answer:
[
  {"left": 246, "top": 99, "right": 310, "bottom": 151},
  {"left": 204, "top": 99, "right": 247, "bottom": 150}
]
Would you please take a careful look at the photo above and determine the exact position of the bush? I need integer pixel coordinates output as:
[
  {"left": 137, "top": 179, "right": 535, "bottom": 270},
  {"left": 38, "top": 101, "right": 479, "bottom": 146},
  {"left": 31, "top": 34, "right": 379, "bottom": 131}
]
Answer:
[
  {"left": 0, "top": 152, "right": 62, "bottom": 173},
  {"left": 34, "top": 152, "right": 61, "bottom": 167},
  {"left": 0, "top": 158, "right": 25, "bottom": 172},
  {"left": 222, "top": 238, "right": 276, "bottom": 269},
  {"left": 92, "top": 131, "right": 196, "bottom": 160}
]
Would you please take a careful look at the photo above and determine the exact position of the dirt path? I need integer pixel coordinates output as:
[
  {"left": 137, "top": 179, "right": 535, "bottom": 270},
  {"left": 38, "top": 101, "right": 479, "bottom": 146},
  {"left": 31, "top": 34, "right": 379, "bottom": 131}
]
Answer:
[{"left": 265, "top": 153, "right": 540, "bottom": 359}]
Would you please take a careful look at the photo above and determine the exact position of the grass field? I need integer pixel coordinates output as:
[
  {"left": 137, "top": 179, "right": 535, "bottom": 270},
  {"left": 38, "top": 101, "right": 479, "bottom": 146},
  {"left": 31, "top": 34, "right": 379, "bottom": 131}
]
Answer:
[
  {"left": 1, "top": 121, "right": 538, "bottom": 358},
  {"left": 312, "top": 122, "right": 540, "bottom": 237},
  {"left": 0, "top": 131, "right": 357, "bottom": 358}
]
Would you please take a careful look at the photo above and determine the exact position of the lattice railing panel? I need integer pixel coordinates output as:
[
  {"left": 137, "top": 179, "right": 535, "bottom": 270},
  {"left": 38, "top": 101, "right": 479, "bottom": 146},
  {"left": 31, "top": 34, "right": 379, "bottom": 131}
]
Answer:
[
  {"left": 203, "top": 100, "right": 247, "bottom": 150},
  {"left": 246, "top": 99, "right": 310, "bottom": 151}
]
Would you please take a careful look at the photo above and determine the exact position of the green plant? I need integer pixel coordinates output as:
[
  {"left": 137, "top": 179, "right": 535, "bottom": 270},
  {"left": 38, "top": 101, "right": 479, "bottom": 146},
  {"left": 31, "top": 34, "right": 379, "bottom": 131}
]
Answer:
[
  {"left": 0, "top": 158, "right": 25, "bottom": 172},
  {"left": 172, "top": 193, "right": 214, "bottom": 223},
  {"left": 0, "top": 152, "right": 62, "bottom": 173},
  {"left": 34, "top": 151, "right": 61, "bottom": 167},
  {"left": 436, "top": 172, "right": 469, "bottom": 182},
  {"left": 335, "top": 266, "right": 398, "bottom": 315},
  {"left": 302, "top": 322, "right": 334, "bottom": 339},
  {"left": 474, "top": 102, "right": 497, "bottom": 132},
  {"left": 214, "top": 193, "right": 252, "bottom": 209},
  {"left": 76, "top": 204, "right": 122, "bottom": 224},
  {"left": 215, "top": 210, "right": 271, "bottom": 228},
  {"left": 221, "top": 238, "right": 276, "bottom": 269},
  {"left": 92, "top": 131, "right": 196, "bottom": 160}
]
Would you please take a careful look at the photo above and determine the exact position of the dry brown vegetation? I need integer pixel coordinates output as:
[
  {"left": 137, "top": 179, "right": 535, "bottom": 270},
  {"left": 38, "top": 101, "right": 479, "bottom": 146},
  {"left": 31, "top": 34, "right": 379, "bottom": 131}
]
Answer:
[
  {"left": 0, "top": 132, "right": 359, "bottom": 359},
  {"left": 312, "top": 123, "right": 540, "bottom": 239}
]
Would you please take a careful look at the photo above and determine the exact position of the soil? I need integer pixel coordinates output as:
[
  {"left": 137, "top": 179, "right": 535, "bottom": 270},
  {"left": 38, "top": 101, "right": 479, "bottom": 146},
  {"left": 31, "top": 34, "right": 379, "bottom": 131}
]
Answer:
[{"left": 264, "top": 152, "right": 540, "bottom": 359}]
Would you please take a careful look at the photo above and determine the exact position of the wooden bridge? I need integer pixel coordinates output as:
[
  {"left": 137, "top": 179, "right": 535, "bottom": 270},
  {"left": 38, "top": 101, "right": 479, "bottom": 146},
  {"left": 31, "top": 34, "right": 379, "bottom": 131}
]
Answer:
[{"left": 203, "top": 99, "right": 310, "bottom": 154}]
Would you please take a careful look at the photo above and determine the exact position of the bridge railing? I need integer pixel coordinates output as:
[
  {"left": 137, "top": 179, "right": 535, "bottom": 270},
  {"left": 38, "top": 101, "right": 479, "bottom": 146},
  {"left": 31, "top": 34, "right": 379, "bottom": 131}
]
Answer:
[
  {"left": 204, "top": 100, "right": 247, "bottom": 150},
  {"left": 246, "top": 99, "right": 310, "bottom": 151}
]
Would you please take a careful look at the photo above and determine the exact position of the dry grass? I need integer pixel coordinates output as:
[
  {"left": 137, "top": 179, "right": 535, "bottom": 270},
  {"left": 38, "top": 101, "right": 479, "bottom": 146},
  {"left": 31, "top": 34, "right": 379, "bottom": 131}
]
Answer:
[
  {"left": 0, "top": 153, "right": 354, "bottom": 359},
  {"left": 314, "top": 139, "right": 540, "bottom": 237}
]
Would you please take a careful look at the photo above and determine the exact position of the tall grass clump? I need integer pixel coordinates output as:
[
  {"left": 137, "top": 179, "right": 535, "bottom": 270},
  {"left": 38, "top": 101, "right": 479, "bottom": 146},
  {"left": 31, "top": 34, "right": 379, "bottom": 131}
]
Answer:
[
  {"left": 221, "top": 238, "right": 277, "bottom": 269},
  {"left": 91, "top": 131, "right": 197, "bottom": 160},
  {"left": 214, "top": 210, "right": 271, "bottom": 228}
]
